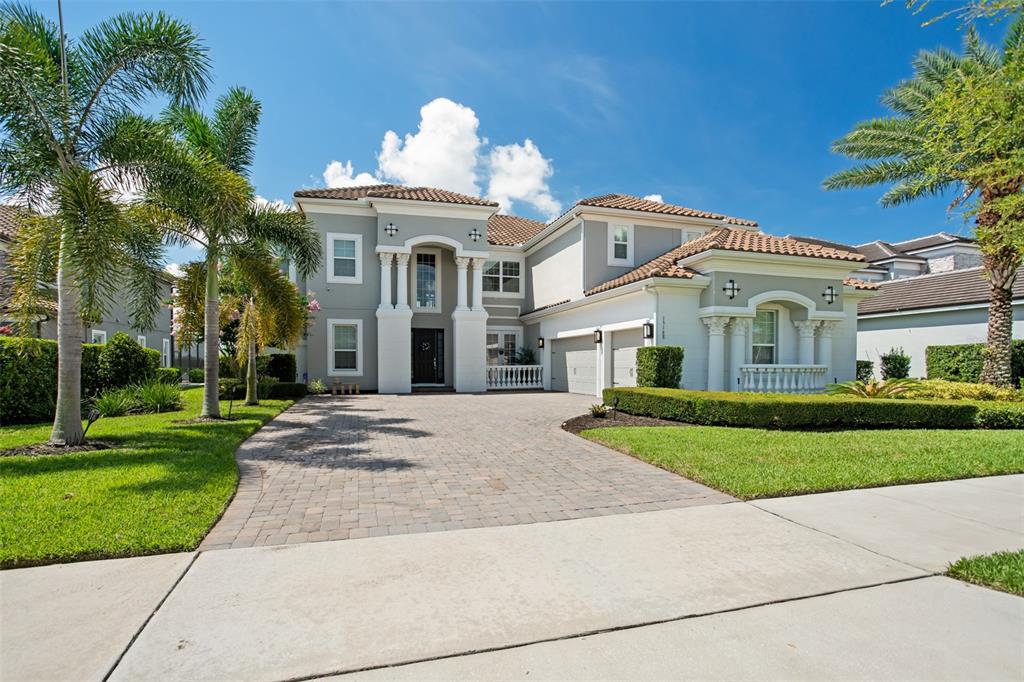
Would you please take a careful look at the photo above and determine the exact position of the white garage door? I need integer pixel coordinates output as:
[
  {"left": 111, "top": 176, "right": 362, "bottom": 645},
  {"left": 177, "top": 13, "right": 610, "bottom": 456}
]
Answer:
[
  {"left": 551, "top": 336, "right": 598, "bottom": 395},
  {"left": 612, "top": 328, "right": 644, "bottom": 387}
]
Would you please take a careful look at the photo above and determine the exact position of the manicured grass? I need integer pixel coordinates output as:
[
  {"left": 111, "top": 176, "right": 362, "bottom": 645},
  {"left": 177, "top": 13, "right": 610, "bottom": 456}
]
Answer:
[
  {"left": 0, "top": 387, "right": 292, "bottom": 568},
  {"left": 581, "top": 426, "right": 1024, "bottom": 500},
  {"left": 948, "top": 550, "right": 1024, "bottom": 596}
]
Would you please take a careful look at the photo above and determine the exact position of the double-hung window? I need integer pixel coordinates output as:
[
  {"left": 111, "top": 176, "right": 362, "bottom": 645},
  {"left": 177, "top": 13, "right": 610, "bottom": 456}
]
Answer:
[
  {"left": 329, "top": 319, "right": 362, "bottom": 375},
  {"left": 413, "top": 248, "right": 441, "bottom": 311},
  {"left": 90, "top": 329, "right": 107, "bottom": 345},
  {"left": 137, "top": 335, "right": 147, "bottom": 347},
  {"left": 162, "top": 338, "right": 172, "bottom": 368},
  {"left": 326, "top": 233, "right": 362, "bottom": 284},
  {"left": 608, "top": 223, "right": 634, "bottom": 266},
  {"left": 752, "top": 310, "right": 777, "bottom": 364},
  {"left": 482, "top": 259, "right": 521, "bottom": 296}
]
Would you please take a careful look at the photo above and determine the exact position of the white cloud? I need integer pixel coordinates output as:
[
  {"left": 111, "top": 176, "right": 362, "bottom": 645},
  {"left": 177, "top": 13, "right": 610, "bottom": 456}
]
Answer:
[
  {"left": 254, "top": 195, "right": 292, "bottom": 211},
  {"left": 642, "top": 194, "right": 664, "bottom": 203},
  {"left": 486, "top": 140, "right": 561, "bottom": 219},
  {"left": 322, "top": 160, "right": 380, "bottom": 188},
  {"left": 377, "top": 98, "right": 483, "bottom": 196},
  {"left": 164, "top": 263, "right": 186, "bottom": 278}
]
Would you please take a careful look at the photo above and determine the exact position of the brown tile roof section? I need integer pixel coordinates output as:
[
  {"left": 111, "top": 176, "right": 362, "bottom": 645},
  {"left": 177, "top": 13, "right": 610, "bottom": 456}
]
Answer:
[
  {"left": 577, "top": 194, "right": 758, "bottom": 227},
  {"left": 522, "top": 299, "right": 571, "bottom": 315},
  {"left": 294, "top": 184, "right": 498, "bottom": 207},
  {"left": 0, "top": 205, "right": 26, "bottom": 241},
  {"left": 843, "top": 278, "right": 879, "bottom": 291},
  {"left": 487, "top": 214, "right": 547, "bottom": 246},
  {"left": 586, "top": 228, "right": 864, "bottom": 296},
  {"left": 858, "top": 267, "right": 1024, "bottom": 315}
]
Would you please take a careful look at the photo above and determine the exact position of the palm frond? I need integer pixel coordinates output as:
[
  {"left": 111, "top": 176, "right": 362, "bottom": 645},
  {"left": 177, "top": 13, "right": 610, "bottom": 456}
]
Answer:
[
  {"left": 213, "top": 87, "right": 260, "bottom": 175},
  {"left": 1005, "top": 13, "right": 1024, "bottom": 61},
  {"left": 117, "top": 203, "right": 169, "bottom": 330},
  {"left": 3, "top": 210, "right": 58, "bottom": 335},
  {"left": 170, "top": 260, "right": 206, "bottom": 347},
  {"left": 240, "top": 203, "right": 321, "bottom": 277},
  {"left": 823, "top": 159, "right": 924, "bottom": 192},
  {"left": 879, "top": 175, "right": 957, "bottom": 206},
  {"left": 829, "top": 117, "right": 924, "bottom": 160}
]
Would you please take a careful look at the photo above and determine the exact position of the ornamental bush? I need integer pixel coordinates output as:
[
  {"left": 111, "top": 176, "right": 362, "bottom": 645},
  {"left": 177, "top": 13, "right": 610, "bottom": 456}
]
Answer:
[
  {"left": 266, "top": 382, "right": 308, "bottom": 399},
  {"left": 155, "top": 367, "right": 182, "bottom": 384},
  {"left": 187, "top": 367, "right": 204, "bottom": 383},
  {"left": 97, "top": 332, "right": 157, "bottom": 389},
  {"left": 879, "top": 347, "right": 911, "bottom": 380},
  {"left": 602, "top": 387, "right": 1001, "bottom": 429},
  {"left": 926, "top": 341, "right": 1024, "bottom": 384},
  {"left": 636, "top": 346, "right": 684, "bottom": 388},
  {"left": 856, "top": 360, "right": 874, "bottom": 382},
  {"left": 0, "top": 338, "right": 104, "bottom": 424},
  {"left": 265, "top": 353, "right": 297, "bottom": 382},
  {"left": 914, "top": 379, "right": 1022, "bottom": 402}
]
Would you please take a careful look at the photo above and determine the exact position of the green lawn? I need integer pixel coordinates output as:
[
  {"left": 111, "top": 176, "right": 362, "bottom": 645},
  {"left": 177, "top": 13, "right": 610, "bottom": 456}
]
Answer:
[
  {"left": 0, "top": 387, "right": 292, "bottom": 568},
  {"left": 948, "top": 550, "right": 1024, "bottom": 596},
  {"left": 581, "top": 426, "right": 1024, "bottom": 500}
]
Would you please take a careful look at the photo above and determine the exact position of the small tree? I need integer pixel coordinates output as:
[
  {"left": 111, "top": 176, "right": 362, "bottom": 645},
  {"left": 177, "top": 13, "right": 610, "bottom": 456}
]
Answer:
[{"left": 880, "top": 347, "right": 912, "bottom": 380}]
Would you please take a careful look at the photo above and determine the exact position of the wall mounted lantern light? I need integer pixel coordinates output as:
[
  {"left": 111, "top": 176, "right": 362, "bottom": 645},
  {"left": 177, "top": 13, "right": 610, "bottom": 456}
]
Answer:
[
  {"left": 384, "top": 222, "right": 399, "bottom": 237},
  {"left": 537, "top": 337, "right": 545, "bottom": 349},
  {"left": 822, "top": 285, "right": 838, "bottom": 305},
  {"left": 468, "top": 228, "right": 482, "bottom": 242},
  {"left": 593, "top": 329, "right": 603, "bottom": 344},
  {"left": 722, "top": 279, "right": 741, "bottom": 300},
  {"left": 642, "top": 321, "right": 655, "bottom": 339}
]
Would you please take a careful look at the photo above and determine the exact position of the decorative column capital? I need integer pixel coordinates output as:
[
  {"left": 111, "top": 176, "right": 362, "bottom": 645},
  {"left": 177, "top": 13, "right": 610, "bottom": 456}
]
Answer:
[
  {"left": 728, "top": 317, "right": 751, "bottom": 336},
  {"left": 816, "top": 320, "right": 839, "bottom": 338},
  {"left": 792, "top": 319, "right": 817, "bottom": 337},
  {"left": 378, "top": 252, "right": 394, "bottom": 267},
  {"left": 702, "top": 315, "right": 731, "bottom": 336},
  {"left": 455, "top": 256, "right": 471, "bottom": 269},
  {"left": 395, "top": 252, "right": 411, "bottom": 267},
  {"left": 470, "top": 257, "right": 488, "bottom": 269}
]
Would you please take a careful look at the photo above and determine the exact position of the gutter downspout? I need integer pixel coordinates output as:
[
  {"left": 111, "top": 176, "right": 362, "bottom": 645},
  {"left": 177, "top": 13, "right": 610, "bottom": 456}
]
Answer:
[{"left": 643, "top": 284, "right": 661, "bottom": 343}]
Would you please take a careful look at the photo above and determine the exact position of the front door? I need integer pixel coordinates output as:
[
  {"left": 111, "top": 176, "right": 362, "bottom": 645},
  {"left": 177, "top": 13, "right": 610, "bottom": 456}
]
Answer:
[{"left": 412, "top": 328, "right": 445, "bottom": 385}]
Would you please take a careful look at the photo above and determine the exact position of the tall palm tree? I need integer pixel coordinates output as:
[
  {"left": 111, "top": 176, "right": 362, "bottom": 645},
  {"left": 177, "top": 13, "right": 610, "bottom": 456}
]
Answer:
[
  {"left": 148, "top": 87, "right": 320, "bottom": 417},
  {"left": 824, "top": 17, "right": 1024, "bottom": 387},
  {"left": 0, "top": 2, "right": 210, "bottom": 444}
]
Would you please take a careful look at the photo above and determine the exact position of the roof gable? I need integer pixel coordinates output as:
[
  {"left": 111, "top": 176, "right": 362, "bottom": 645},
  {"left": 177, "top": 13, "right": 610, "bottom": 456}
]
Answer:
[
  {"left": 487, "top": 214, "right": 546, "bottom": 246},
  {"left": 575, "top": 194, "right": 758, "bottom": 227},
  {"left": 294, "top": 184, "right": 498, "bottom": 207}
]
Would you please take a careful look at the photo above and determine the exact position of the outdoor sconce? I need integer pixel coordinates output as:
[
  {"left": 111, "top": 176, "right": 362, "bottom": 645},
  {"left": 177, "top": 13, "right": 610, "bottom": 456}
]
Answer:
[
  {"left": 468, "top": 228, "right": 482, "bottom": 242},
  {"left": 822, "top": 285, "right": 838, "bottom": 304},
  {"left": 642, "top": 321, "right": 655, "bottom": 339},
  {"left": 384, "top": 222, "right": 399, "bottom": 237},
  {"left": 538, "top": 337, "right": 545, "bottom": 349},
  {"left": 722, "top": 279, "right": 741, "bottom": 300},
  {"left": 593, "top": 329, "right": 603, "bottom": 344}
]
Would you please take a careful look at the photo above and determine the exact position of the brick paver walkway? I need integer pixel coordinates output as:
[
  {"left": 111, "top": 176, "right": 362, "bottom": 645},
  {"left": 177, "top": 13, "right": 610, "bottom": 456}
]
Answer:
[{"left": 200, "top": 392, "right": 733, "bottom": 550}]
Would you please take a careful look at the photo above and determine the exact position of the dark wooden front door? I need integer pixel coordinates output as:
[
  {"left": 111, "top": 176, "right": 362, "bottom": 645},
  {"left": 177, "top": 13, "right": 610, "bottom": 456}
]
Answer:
[{"left": 412, "top": 328, "right": 444, "bottom": 384}]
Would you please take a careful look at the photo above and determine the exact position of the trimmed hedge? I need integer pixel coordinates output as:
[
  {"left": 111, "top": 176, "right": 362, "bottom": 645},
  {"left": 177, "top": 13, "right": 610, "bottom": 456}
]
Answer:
[
  {"left": 155, "top": 367, "right": 181, "bottom": 384},
  {"left": 267, "top": 381, "right": 307, "bottom": 399},
  {"left": 636, "top": 346, "right": 683, "bottom": 388},
  {"left": 265, "top": 353, "right": 297, "bottom": 382},
  {"left": 926, "top": 341, "right": 1024, "bottom": 384},
  {"left": 602, "top": 387, "right": 1019, "bottom": 430},
  {"left": 187, "top": 367, "right": 204, "bottom": 383}
]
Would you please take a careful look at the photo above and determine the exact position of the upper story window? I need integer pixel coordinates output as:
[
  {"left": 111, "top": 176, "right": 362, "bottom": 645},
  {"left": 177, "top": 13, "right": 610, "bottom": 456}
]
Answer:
[
  {"left": 482, "top": 259, "right": 521, "bottom": 295},
  {"left": 608, "top": 223, "right": 634, "bottom": 266},
  {"left": 326, "top": 232, "right": 362, "bottom": 284},
  {"left": 90, "top": 329, "right": 107, "bottom": 345},
  {"left": 752, "top": 309, "right": 777, "bottom": 364},
  {"left": 414, "top": 248, "right": 441, "bottom": 311},
  {"left": 137, "top": 335, "right": 147, "bottom": 347}
]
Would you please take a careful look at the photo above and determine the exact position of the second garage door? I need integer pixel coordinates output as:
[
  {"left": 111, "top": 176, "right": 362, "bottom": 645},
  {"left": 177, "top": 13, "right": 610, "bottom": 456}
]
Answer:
[
  {"left": 551, "top": 336, "right": 597, "bottom": 395},
  {"left": 611, "top": 328, "right": 644, "bottom": 387}
]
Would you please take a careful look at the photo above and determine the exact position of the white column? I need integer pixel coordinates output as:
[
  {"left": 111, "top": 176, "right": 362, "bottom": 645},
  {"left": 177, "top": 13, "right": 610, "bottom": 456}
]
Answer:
[
  {"left": 817, "top": 321, "right": 836, "bottom": 380},
  {"left": 702, "top": 316, "right": 730, "bottom": 392},
  {"left": 395, "top": 253, "right": 410, "bottom": 310},
  {"left": 470, "top": 257, "right": 486, "bottom": 311},
  {"left": 378, "top": 252, "right": 393, "bottom": 310},
  {"left": 793, "top": 320, "right": 816, "bottom": 365},
  {"left": 455, "top": 256, "right": 470, "bottom": 311},
  {"left": 728, "top": 317, "right": 750, "bottom": 392}
]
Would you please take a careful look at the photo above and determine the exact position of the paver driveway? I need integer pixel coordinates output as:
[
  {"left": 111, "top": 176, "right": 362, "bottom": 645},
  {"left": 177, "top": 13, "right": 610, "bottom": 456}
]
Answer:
[{"left": 200, "top": 392, "right": 732, "bottom": 549}]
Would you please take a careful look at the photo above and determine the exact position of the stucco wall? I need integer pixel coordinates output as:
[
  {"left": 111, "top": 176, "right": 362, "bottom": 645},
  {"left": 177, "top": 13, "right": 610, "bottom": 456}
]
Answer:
[
  {"left": 581, "top": 220, "right": 683, "bottom": 292},
  {"left": 526, "top": 224, "right": 582, "bottom": 310}
]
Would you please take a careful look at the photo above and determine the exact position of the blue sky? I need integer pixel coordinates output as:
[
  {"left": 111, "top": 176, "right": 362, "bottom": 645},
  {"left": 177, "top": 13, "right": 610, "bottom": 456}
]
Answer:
[{"left": 45, "top": 1, "right": 1010, "bottom": 266}]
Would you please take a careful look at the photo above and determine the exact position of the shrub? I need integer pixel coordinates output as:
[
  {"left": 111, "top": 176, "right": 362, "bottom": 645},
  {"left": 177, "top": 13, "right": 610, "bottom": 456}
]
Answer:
[
  {"left": 218, "top": 354, "right": 238, "bottom": 379},
  {"left": 187, "top": 367, "right": 204, "bottom": 383},
  {"left": 307, "top": 378, "right": 326, "bottom": 394},
  {"left": 218, "top": 377, "right": 242, "bottom": 400},
  {"left": 926, "top": 341, "right": 1024, "bottom": 384},
  {"left": 974, "top": 403, "right": 1024, "bottom": 429},
  {"left": 856, "top": 360, "right": 874, "bottom": 382},
  {"left": 81, "top": 343, "right": 104, "bottom": 397},
  {"left": 265, "top": 353, "right": 297, "bottom": 382},
  {"left": 155, "top": 367, "right": 181, "bottom": 384},
  {"left": 590, "top": 403, "right": 608, "bottom": 418},
  {"left": 914, "top": 379, "right": 1022, "bottom": 402},
  {"left": 825, "top": 378, "right": 922, "bottom": 399},
  {"left": 636, "top": 346, "right": 684, "bottom": 388},
  {"left": 880, "top": 347, "right": 911, "bottom": 380},
  {"left": 0, "top": 337, "right": 57, "bottom": 425},
  {"left": 136, "top": 380, "right": 183, "bottom": 413},
  {"left": 267, "top": 382, "right": 308, "bottom": 399},
  {"left": 257, "top": 376, "right": 279, "bottom": 400},
  {"left": 603, "top": 387, "right": 982, "bottom": 430},
  {"left": 98, "top": 332, "right": 156, "bottom": 389},
  {"left": 93, "top": 386, "right": 139, "bottom": 417}
]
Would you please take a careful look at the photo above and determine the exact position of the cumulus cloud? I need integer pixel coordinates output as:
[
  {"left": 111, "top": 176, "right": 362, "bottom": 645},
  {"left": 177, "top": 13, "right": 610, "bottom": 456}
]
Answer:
[
  {"left": 323, "top": 160, "right": 381, "bottom": 188},
  {"left": 254, "top": 195, "right": 292, "bottom": 211},
  {"left": 642, "top": 194, "right": 664, "bottom": 203},
  {"left": 164, "top": 263, "right": 186, "bottom": 278},
  {"left": 486, "top": 140, "right": 561, "bottom": 219}
]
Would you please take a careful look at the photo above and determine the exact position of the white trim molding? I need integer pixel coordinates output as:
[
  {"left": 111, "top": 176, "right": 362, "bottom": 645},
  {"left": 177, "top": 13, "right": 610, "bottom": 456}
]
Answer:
[
  {"left": 326, "top": 232, "right": 363, "bottom": 284},
  {"left": 481, "top": 254, "right": 525, "bottom": 299},
  {"left": 412, "top": 247, "right": 443, "bottom": 313},
  {"left": 90, "top": 329, "right": 107, "bottom": 344},
  {"left": 607, "top": 222, "right": 634, "bottom": 267},
  {"left": 137, "top": 335, "right": 147, "bottom": 347},
  {"left": 327, "top": 318, "right": 363, "bottom": 376}
]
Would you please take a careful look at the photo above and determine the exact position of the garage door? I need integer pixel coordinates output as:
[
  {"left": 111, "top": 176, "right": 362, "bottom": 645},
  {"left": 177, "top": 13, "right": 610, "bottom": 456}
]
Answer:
[
  {"left": 551, "top": 336, "right": 597, "bottom": 395},
  {"left": 612, "top": 328, "right": 644, "bottom": 387}
]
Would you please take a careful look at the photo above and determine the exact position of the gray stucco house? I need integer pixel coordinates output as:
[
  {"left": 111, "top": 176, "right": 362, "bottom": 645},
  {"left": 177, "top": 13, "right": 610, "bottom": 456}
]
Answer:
[{"left": 290, "top": 186, "right": 877, "bottom": 396}]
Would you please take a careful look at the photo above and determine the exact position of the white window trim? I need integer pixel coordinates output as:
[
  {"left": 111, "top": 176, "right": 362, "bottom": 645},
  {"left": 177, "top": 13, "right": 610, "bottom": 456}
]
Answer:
[
  {"left": 682, "top": 228, "right": 705, "bottom": 245},
  {"left": 607, "top": 223, "right": 634, "bottom": 267},
  {"left": 481, "top": 256, "right": 525, "bottom": 299},
  {"left": 326, "top": 232, "right": 363, "bottom": 284},
  {"left": 137, "top": 335, "right": 147, "bottom": 347},
  {"left": 751, "top": 307, "right": 779, "bottom": 365},
  {"left": 162, "top": 338, "right": 172, "bottom": 368},
  {"left": 412, "top": 247, "right": 442, "bottom": 313},
  {"left": 327, "top": 318, "right": 363, "bottom": 377},
  {"left": 90, "top": 329, "right": 107, "bottom": 344},
  {"left": 486, "top": 325, "right": 523, "bottom": 365}
]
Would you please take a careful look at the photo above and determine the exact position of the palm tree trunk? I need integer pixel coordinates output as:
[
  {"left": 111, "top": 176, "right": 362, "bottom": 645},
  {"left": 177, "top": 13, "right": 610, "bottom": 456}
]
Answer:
[
  {"left": 979, "top": 250, "right": 1018, "bottom": 387},
  {"left": 50, "top": 232, "right": 84, "bottom": 445},
  {"left": 201, "top": 253, "right": 221, "bottom": 418},
  {"left": 245, "top": 335, "right": 258, "bottom": 405}
]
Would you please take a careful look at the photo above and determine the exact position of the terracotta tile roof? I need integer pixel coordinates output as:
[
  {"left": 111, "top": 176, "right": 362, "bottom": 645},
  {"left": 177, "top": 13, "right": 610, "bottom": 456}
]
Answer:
[
  {"left": 858, "top": 267, "right": 1024, "bottom": 315},
  {"left": 293, "top": 184, "right": 498, "bottom": 207},
  {"left": 487, "top": 214, "right": 547, "bottom": 246},
  {"left": 576, "top": 194, "right": 758, "bottom": 227},
  {"left": 521, "top": 299, "right": 571, "bottom": 315},
  {"left": 585, "top": 246, "right": 700, "bottom": 296},
  {"left": 0, "top": 205, "right": 27, "bottom": 241},
  {"left": 843, "top": 277, "right": 880, "bottom": 290}
]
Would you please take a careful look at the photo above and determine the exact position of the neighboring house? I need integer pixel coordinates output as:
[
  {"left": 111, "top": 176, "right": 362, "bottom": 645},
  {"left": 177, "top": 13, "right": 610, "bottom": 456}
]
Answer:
[
  {"left": 793, "top": 231, "right": 981, "bottom": 282},
  {"left": 857, "top": 266, "right": 1024, "bottom": 377},
  {"left": 292, "top": 186, "right": 876, "bottom": 396},
  {"left": 0, "top": 205, "right": 175, "bottom": 367}
]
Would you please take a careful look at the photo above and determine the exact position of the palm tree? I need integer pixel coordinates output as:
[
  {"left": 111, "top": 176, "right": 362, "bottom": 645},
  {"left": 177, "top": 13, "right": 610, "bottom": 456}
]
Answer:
[
  {"left": 0, "top": 2, "right": 210, "bottom": 444},
  {"left": 148, "top": 87, "right": 320, "bottom": 417},
  {"left": 824, "top": 17, "right": 1024, "bottom": 387}
]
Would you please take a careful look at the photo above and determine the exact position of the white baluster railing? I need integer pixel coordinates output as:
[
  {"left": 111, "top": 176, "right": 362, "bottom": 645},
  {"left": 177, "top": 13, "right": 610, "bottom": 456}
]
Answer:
[
  {"left": 486, "top": 365, "right": 544, "bottom": 390},
  {"left": 739, "top": 365, "right": 828, "bottom": 394}
]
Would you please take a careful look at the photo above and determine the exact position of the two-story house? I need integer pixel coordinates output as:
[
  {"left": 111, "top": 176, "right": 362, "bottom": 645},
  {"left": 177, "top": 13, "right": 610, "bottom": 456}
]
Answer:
[{"left": 292, "top": 186, "right": 877, "bottom": 396}]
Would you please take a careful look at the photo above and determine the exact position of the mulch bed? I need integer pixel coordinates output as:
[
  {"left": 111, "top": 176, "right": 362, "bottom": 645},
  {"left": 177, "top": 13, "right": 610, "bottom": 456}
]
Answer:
[
  {"left": 562, "top": 412, "right": 689, "bottom": 434},
  {"left": 1, "top": 441, "right": 116, "bottom": 458}
]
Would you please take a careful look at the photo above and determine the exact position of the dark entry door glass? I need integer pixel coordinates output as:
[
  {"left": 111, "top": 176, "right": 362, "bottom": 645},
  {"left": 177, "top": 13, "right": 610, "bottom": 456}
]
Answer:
[{"left": 412, "top": 328, "right": 444, "bottom": 384}]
